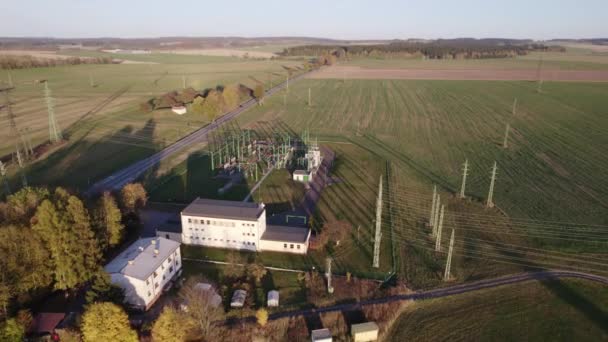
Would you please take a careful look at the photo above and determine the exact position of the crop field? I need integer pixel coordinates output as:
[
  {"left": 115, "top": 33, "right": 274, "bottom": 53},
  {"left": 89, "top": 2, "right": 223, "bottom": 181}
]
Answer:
[
  {"left": 386, "top": 278, "right": 608, "bottom": 341},
  {"left": 343, "top": 50, "right": 608, "bottom": 70},
  {"left": 1, "top": 55, "right": 300, "bottom": 188},
  {"left": 235, "top": 77, "right": 608, "bottom": 285}
]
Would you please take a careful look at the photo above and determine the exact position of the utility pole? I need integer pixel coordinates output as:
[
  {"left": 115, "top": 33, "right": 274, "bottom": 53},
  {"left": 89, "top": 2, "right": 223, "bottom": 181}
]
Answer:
[
  {"left": 44, "top": 82, "right": 63, "bottom": 143},
  {"left": 435, "top": 205, "right": 445, "bottom": 251},
  {"left": 326, "top": 257, "right": 334, "bottom": 294},
  {"left": 372, "top": 175, "right": 383, "bottom": 268},
  {"left": 308, "top": 88, "right": 311, "bottom": 106},
  {"left": 502, "top": 123, "right": 511, "bottom": 149},
  {"left": 536, "top": 53, "right": 544, "bottom": 93},
  {"left": 16, "top": 149, "right": 27, "bottom": 187},
  {"left": 459, "top": 159, "right": 469, "bottom": 199},
  {"left": 443, "top": 229, "right": 455, "bottom": 281},
  {"left": 433, "top": 194, "right": 441, "bottom": 229},
  {"left": 504, "top": 98, "right": 517, "bottom": 149},
  {"left": 429, "top": 185, "right": 437, "bottom": 227},
  {"left": 0, "top": 161, "right": 10, "bottom": 195},
  {"left": 487, "top": 162, "right": 497, "bottom": 208}
]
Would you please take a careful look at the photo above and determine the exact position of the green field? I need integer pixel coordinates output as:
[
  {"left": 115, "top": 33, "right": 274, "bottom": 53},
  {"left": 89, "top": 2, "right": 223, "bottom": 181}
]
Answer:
[
  {"left": 1, "top": 55, "right": 301, "bottom": 189},
  {"left": 386, "top": 279, "right": 608, "bottom": 341},
  {"left": 233, "top": 78, "right": 608, "bottom": 286},
  {"left": 344, "top": 49, "right": 608, "bottom": 70}
]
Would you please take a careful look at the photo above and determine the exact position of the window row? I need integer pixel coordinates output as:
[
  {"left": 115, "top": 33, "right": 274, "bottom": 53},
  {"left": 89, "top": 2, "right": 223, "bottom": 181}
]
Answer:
[
  {"left": 283, "top": 243, "right": 301, "bottom": 250},
  {"left": 242, "top": 232, "right": 255, "bottom": 237},
  {"left": 187, "top": 218, "right": 237, "bottom": 228},
  {"left": 189, "top": 236, "right": 255, "bottom": 246}
]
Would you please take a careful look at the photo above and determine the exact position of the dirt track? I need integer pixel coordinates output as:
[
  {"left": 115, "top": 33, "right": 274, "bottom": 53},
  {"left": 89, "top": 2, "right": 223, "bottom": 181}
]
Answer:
[{"left": 308, "top": 66, "right": 608, "bottom": 81}]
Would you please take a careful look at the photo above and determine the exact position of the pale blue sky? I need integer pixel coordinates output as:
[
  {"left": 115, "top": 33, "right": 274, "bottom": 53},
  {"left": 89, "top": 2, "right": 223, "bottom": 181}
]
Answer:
[{"left": 1, "top": 0, "right": 606, "bottom": 39}]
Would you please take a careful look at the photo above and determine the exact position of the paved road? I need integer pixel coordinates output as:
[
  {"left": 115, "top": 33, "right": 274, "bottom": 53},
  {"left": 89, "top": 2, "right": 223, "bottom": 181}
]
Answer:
[
  {"left": 86, "top": 70, "right": 312, "bottom": 196},
  {"left": 221, "top": 270, "right": 608, "bottom": 325}
]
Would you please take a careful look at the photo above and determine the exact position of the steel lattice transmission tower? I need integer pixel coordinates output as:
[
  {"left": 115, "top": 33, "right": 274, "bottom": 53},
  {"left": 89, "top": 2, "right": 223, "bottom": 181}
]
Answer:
[
  {"left": 372, "top": 175, "right": 383, "bottom": 268},
  {"left": 429, "top": 185, "right": 437, "bottom": 227},
  {"left": 443, "top": 229, "right": 455, "bottom": 281},
  {"left": 44, "top": 82, "right": 63, "bottom": 143},
  {"left": 325, "top": 257, "right": 334, "bottom": 294},
  {"left": 0, "top": 161, "right": 10, "bottom": 195},
  {"left": 459, "top": 159, "right": 469, "bottom": 199},
  {"left": 435, "top": 205, "right": 445, "bottom": 251},
  {"left": 486, "top": 162, "right": 498, "bottom": 208}
]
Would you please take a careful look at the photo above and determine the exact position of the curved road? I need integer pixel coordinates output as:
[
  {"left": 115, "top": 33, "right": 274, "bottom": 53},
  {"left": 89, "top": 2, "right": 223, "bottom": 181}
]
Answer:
[
  {"left": 223, "top": 270, "right": 608, "bottom": 324},
  {"left": 86, "top": 70, "right": 312, "bottom": 196}
]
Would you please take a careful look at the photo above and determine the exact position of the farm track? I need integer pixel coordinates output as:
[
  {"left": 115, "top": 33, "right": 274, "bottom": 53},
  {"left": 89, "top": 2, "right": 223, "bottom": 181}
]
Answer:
[{"left": 219, "top": 270, "right": 608, "bottom": 325}]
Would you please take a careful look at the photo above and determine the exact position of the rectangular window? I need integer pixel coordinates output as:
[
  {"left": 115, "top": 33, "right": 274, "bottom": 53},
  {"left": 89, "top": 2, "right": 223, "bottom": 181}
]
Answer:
[
  {"left": 207, "top": 220, "right": 210, "bottom": 225},
  {"left": 252, "top": 234, "right": 255, "bottom": 237},
  {"left": 290, "top": 244, "right": 294, "bottom": 249},
  {"left": 155, "top": 282, "right": 159, "bottom": 289},
  {"left": 148, "top": 291, "right": 151, "bottom": 297},
  {"left": 188, "top": 218, "right": 192, "bottom": 223},
  {"left": 297, "top": 245, "right": 301, "bottom": 249},
  {"left": 153, "top": 271, "right": 158, "bottom": 278},
  {"left": 146, "top": 279, "right": 149, "bottom": 285},
  {"left": 169, "top": 266, "right": 173, "bottom": 273},
  {"left": 284, "top": 244, "right": 287, "bottom": 248}
]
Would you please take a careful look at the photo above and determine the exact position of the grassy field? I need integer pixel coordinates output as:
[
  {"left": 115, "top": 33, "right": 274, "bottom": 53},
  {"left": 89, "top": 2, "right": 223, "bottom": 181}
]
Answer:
[
  {"left": 386, "top": 278, "right": 608, "bottom": 341},
  {"left": 1, "top": 55, "right": 301, "bottom": 189},
  {"left": 234, "top": 78, "right": 608, "bottom": 286}
]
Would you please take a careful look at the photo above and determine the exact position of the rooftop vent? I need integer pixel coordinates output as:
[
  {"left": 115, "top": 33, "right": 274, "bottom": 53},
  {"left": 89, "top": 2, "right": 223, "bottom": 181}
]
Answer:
[
  {"left": 128, "top": 260, "right": 134, "bottom": 265},
  {"left": 154, "top": 249, "right": 159, "bottom": 256},
  {"left": 151, "top": 239, "right": 157, "bottom": 245},
  {"left": 138, "top": 246, "right": 144, "bottom": 252}
]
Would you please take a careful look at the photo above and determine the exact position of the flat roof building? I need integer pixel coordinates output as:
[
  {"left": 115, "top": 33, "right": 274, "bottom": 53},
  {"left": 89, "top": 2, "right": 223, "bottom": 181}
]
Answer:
[{"left": 105, "top": 237, "right": 182, "bottom": 310}]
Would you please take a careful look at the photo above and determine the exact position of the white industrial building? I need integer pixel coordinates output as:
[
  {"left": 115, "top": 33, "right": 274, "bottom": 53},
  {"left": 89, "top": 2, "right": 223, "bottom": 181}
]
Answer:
[
  {"left": 173, "top": 198, "right": 310, "bottom": 254},
  {"left": 105, "top": 237, "right": 182, "bottom": 310},
  {"left": 293, "top": 142, "right": 322, "bottom": 183}
]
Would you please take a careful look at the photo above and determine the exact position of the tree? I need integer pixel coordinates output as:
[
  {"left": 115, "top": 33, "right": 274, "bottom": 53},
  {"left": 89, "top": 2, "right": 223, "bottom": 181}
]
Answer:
[
  {"left": 179, "top": 278, "right": 223, "bottom": 339},
  {"left": 81, "top": 302, "right": 137, "bottom": 342},
  {"left": 246, "top": 263, "right": 267, "bottom": 285},
  {"left": 33, "top": 192, "right": 101, "bottom": 290},
  {"left": 200, "top": 90, "right": 222, "bottom": 122},
  {"left": 190, "top": 96, "right": 205, "bottom": 115},
  {"left": 0, "top": 318, "right": 25, "bottom": 341},
  {"left": 152, "top": 306, "right": 194, "bottom": 342},
  {"left": 85, "top": 271, "right": 124, "bottom": 305},
  {"left": 223, "top": 252, "right": 244, "bottom": 279},
  {"left": 0, "top": 281, "right": 10, "bottom": 317},
  {"left": 3, "top": 187, "right": 50, "bottom": 223},
  {"left": 57, "top": 329, "right": 82, "bottom": 342},
  {"left": 221, "top": 84, "right": 241, "bottom": 111},
  {"left": 253, "top": 84, "right": 265, "bottom": 105},
  {"left": 94, "top": 192, "right": 124, "bottom": 249},
  {"left": 120, "top": 183, "right": 147, "bottom": 214},
  {"left": 0, "top": 226, "right": 52, "bottom": 296},
  {"left": 256, "top": 308, "right": 268, "bottom": 327}
]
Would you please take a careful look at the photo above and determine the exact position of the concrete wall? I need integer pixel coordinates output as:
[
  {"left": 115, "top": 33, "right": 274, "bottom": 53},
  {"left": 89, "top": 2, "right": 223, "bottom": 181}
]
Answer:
[
  {"left": 259, "top": 238, "right": 308, "bottom": 254},
  {"left": 157, "top": 230, "right": 182, "bottom": 243}
]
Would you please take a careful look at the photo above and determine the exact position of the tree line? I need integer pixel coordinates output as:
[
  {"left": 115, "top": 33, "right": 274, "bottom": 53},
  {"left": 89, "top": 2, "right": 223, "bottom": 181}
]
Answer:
[
  {"left": 282, "top": 40, "right": 565, "bottom": 60},
  {"left": 0, "top": 55, "right": 114, "bottom": 70},
  {"left": 0, "top": 183, "right": 147, "bottom": 340}
]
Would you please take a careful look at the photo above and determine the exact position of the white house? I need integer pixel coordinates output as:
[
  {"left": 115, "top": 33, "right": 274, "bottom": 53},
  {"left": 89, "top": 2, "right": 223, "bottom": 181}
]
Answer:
[
  {"left": 293, "top": 169, "right": 312, "bottom": 182},
  {"left": 105, "top": 237, "right": 182, "bottom": 311},
  {"left": 171, "top": 106, "right": 187, "bottom": 115},
  {"left": 177, "top": 198, "right": 310, "bottom": 254},
  {"left": 351, "top": 322, "right": 379, "bottom": 342}
]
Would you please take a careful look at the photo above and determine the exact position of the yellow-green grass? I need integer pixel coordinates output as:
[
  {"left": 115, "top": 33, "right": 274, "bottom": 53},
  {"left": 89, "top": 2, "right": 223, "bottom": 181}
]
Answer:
[{"left": 386, "top": 278, "right": 608, "bottom": 341}]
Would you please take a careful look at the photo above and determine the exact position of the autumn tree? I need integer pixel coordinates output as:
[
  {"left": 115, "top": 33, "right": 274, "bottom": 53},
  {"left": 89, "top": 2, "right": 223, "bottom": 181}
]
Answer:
[
  {"left": 81, "top": 302, "right": 138, "bottom": 342},
  {"left": 256, "top": 308, "right": 268, "bottom": 327},
  {"left": 246, "top": 263, "right": 267, "bottom": 285},
  {"left": 253, "top": 84, "right": 265, "bottom": 105},
  {"left": 179, "top": 278, "right": 223, "bottom": 340},
  {"left": 221, "top": 84, "right": 241, "bottom": 111},
  {"left": 94, "top": 192, "right": 124, "bottom": 249},
  {"left": 2, "top": 187, "right": 50, "bottom": 224},
  {"left": 0, "top": 318, "right": 25, "bottom": 341},
  {"left": 152, "top": 306, "right": 195, "bottom": 342},
  {"left": 33, "top": 190, "right": 101, "bottom": 290},
  {"left": 0, "top": 226, "right": 52, "bottom": 298},
  {"left": 200, "top": 90, "right": 222, "bottom": 122},
  {"left": 224, "top": 252, "right": 245, "bottom": 279},
  {"left": 120, "top": 183, "right": 147, "bottom": 214},
  {"left": 190, "top": 96, "right": 205, "bottom": 115}
]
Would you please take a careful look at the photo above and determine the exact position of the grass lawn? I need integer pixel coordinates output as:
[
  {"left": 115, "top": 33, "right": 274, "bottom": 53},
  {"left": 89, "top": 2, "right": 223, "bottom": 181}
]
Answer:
[{"left": 386, "top": 278, "right": 608, "bottom": 341}]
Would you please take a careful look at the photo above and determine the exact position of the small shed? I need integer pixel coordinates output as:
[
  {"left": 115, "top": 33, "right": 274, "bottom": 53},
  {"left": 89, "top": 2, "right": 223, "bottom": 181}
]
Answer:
[
  {"left": 194, "top": 283, "right": 222, "bottom": 307},
  {"left": 32, "top": 312, "right": 65, "bottom": 336},
  {"left": 267, "top": 290, "right": 279, "bottom": 307},
  {"left": 293, "top": 170, "right": 311, "bottom": 182},
  {"left": 311, "top": 328, "right": 333, "bottom": 342},
  {"left": 230, "top": 289, "right": 247, "bottom": 308},
  {"left": 351, "top": 322, "right": 379, "bottom": 342},
  {"left": 171, "top": 105, "right": 187, "bottom": 115}
]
